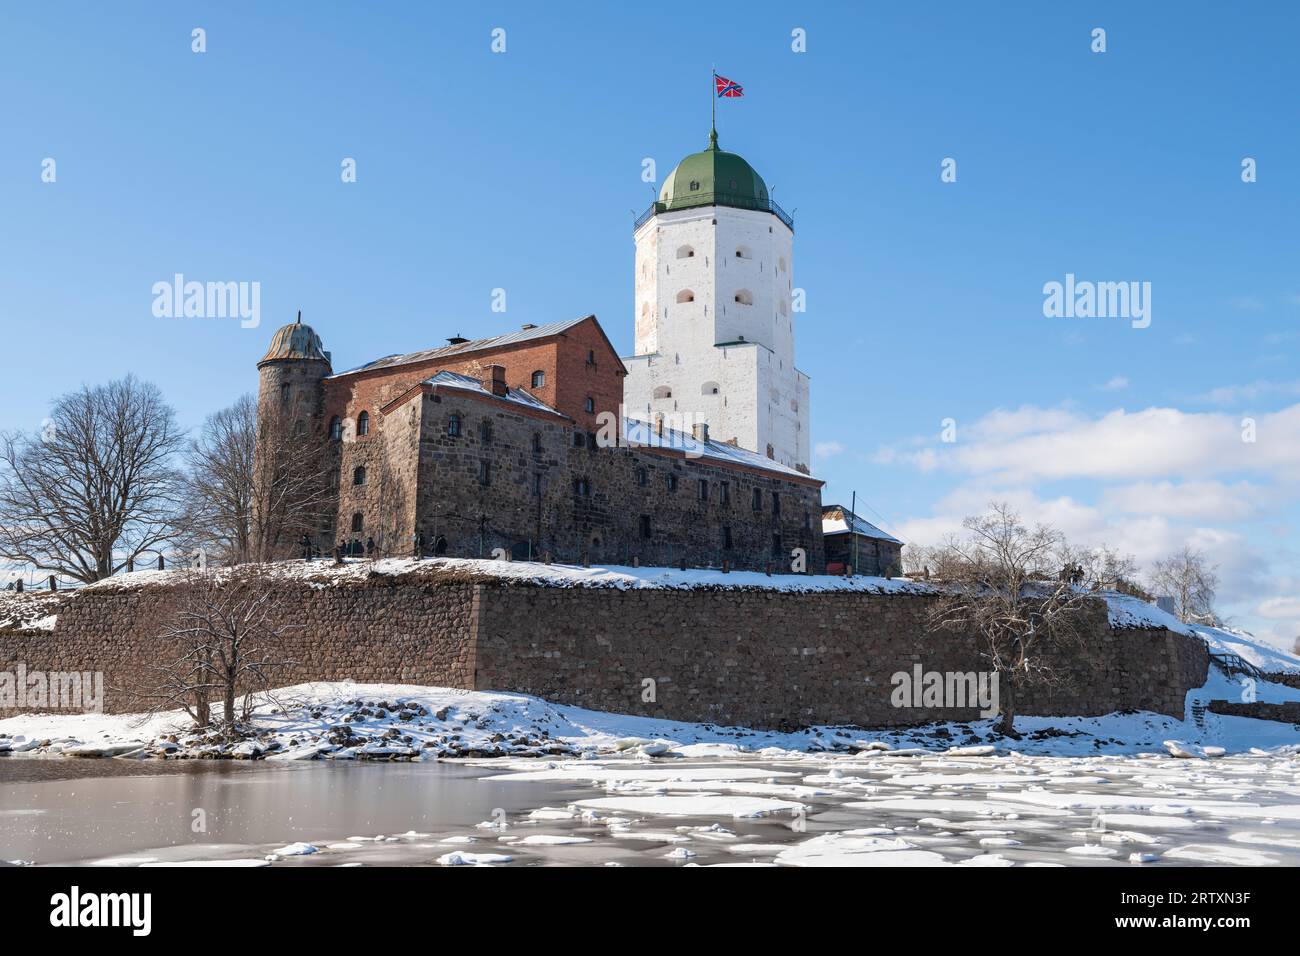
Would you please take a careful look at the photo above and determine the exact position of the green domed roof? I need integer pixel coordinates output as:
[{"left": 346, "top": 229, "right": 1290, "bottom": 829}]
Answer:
[
  {"left": 638, "top": 130, "right": 792, "bottom": 230},
  {"left": 259, "top": 316, "right": 329, "bottom": 365},
  {"left": 659, "top": 130, "right": 769, "bottom": 211}
]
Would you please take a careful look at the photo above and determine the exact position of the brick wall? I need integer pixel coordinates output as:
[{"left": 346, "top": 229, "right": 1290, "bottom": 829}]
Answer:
[
  {"left": 0, "top": 575, "right": 476, "bottom": 715},
  {"left": 472, "top": 586, "right": 1206, "bottom": 728},
  {"left": 0, "top": 571, "right": 1208, "bottom": 727},
  {"left": 1207, "top": 700, "right": 1300, "bottom": 724}
]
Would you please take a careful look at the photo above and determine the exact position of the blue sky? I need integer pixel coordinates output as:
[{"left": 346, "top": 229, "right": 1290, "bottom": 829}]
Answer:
[{"left": 2, "top": 2, "right": 1297, "bottom": 646}]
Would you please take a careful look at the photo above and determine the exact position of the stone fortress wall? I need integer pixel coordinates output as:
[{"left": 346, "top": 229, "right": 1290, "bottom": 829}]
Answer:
[{"left": 0, "top": 564, "right": 1208, "bottom": 728}]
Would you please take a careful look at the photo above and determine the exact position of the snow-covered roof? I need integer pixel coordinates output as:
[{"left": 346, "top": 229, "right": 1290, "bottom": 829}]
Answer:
[
  {"left": 330, "top": 316, "right": 593, "bottom": 378},
  {"left": 422, "top": 370, "right": 564, "bottom": 417},
  {"left": 821, "top": 505, "right": 901, "bottom": 544},
  {"left": 622, "top": 417, "right": 817, "bottom": 483}
]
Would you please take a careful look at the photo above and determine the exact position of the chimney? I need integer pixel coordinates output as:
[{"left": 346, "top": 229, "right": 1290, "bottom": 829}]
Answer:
[
  {"left": 692, "top": 422, "right": 709, "bottom": 443},
  {"left": 447, "top": 334, "right": 469, "bottom": 345},
  {"left": 483, "top": 364, "right": 508, "bottom": 397},
  {"left": 521, "top": 323, "right": 537, "bottom": 330}
]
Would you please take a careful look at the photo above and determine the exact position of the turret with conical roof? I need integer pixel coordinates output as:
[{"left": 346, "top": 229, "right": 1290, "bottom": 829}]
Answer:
[{"left": 252, "top": 312, "right": 335, "bottom": 560}]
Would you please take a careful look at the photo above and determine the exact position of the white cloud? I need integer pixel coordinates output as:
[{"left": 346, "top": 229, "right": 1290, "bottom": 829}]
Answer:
[
  {"left": 814, "top": 440, "right": 844, "bottom": 459},
  {"left": 875, "top": 403, "right": 1300, "bottom": 484},
  {"left": 1097, "top": 376, "right": 1129, "bottom": 391},
  {"left": 1257, "top": 596, "right": 1300, "bottom": 620},
  {"left": 1101, "top": 481, "right": 1263, "bottom": 521},
  {"left": 1200, "top": 380, "right": 1300, "bottom": 407},
  {"left": 880, "top": 400, "right": 1300, "bottom": 651}
]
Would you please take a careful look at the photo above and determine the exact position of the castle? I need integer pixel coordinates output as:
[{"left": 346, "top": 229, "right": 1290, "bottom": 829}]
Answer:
[{"left": 254, "top": 131, "right": 901, "bottom": 575}]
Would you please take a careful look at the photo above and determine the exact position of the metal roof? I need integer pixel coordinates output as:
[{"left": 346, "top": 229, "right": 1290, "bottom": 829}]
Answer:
[
  {"left": 330, "top": 316, "right": 591, "bottom": 378},
  {"left": 423, "top": 370, "right": 565, "bottom": 417},
  {"left": 821, "top": 504, "right": 902, "bottom": 544},
  {"left": 622, "top": 417, "right": 817, "bottom": 483}
]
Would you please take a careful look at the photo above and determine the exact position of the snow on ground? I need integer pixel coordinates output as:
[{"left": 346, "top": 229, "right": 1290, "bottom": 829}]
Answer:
[
  {"left": 76, "top": 555, "right": 932, "bottom": 596},
  {"left": 2, "top": 670, "right": 1298, "bottom": 762},
  {"left": 1104, "top": 591, "right": 1300, "bottom": 674},
  {"left": 0, "top": 589, "right": 64, "bottom": 631}
]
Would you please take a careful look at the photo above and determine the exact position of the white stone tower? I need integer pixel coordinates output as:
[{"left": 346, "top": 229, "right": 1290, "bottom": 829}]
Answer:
[{"left": 623, "top": 130, "right": 810, "bottom": 474}]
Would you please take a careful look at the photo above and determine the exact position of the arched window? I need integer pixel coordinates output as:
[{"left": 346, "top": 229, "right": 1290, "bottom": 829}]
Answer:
[
  {"left": 353, "top": 466, "right": 366, "bottom": 486},
  {"left": 357, "top": 411, "right": 370, "bottom": 436},
  {"left": 675, "top": 289, "right": 695, "bottom": 304},
  {"left": 652, "top": 386, "right": 672, "bottom": 400},
  {"left": 666, "top": 473, "right": 677, "bottom": 492},
  {"left": 531, "top": 370, "right": 545, "bottom": 388},
  {"left": 479, "top": 419, "right": 492, "bottom": 443},
  {"left": 447, "top": 414, "right": 461, "bottom": 437},
  {"left": 351, "top": 513, "right": 363, "bottom": 533},
  {"left": 701, "top": 381, "right": 720, "bottom": 395},
  {"left": 734, "top": 289, "right": 754, "bottom": 306},
  {"left": 532, "top": 433, "right": 542, "bottom": 453},
  {"left": 676, "top": 245, "right": 695, "bottom": 259},
  {"left": 584, "top": 396, "right": 595, "bottom": 413},
  {"left": 329, "top": 416, "right": 342, "bottom": 440},
  {"left": 637, "top": 467, "right": 648, "bottom": 487}
]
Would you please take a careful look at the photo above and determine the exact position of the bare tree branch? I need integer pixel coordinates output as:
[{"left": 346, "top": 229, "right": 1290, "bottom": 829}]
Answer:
[
  {"left": 0, "top": 376, "right": 183, "bottom": 583},
  {"left": 926, "top": 502, "right": 1107, "bottom": 735},
  {"left": 131, "top": 570, "right": 299, "bottom": 734}
]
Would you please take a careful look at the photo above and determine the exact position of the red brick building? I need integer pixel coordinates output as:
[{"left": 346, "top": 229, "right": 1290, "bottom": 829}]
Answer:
[
  {"left": 256, "top": 314, "right": 827, "bottom": 571},
  {"left": 322, "top": 315, "right": 625, "bottom": 438}
]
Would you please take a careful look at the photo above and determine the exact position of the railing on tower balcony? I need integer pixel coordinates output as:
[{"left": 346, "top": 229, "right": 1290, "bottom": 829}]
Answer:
[{"left": 633, "top": 193, "right": 795, "bottom": 232}]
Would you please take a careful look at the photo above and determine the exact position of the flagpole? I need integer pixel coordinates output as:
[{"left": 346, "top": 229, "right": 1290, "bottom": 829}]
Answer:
[{"left": 710, "top": 68, "right": 715, "bottom": 140}]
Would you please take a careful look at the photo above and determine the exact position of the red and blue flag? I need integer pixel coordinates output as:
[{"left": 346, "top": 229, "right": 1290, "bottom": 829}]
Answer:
[{"left": 714, "top": 73, "right": 744, "bottom": 98}]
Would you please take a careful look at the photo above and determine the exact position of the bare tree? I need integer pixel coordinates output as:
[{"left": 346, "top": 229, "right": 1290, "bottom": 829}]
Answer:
[
  {"left": 135, "top": 571, "right": 297, "bottom": 732},
  {"left": 1148, "top": 547, "right": 1219, "bottom": 625},
  {"left": 1063, "top": 543, "right": 1148, "bottom": 598},
  {"left": 178, "top": 395, "right": 257, "bottom": 565},
  {"left": 251, "top": 396, "right": 336, "bottom": 562},
  {"left": 928, "top": 503, "right": 1103, "bottom": 735},
  {"left": 0, "top": 376, "right": 183, "bottom": 583}
]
